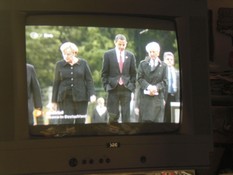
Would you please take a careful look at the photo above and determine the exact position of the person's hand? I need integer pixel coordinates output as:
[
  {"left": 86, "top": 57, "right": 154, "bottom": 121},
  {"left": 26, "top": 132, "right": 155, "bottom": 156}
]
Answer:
[
  {"left": 52, "top": 103, "right": 57, "bottom": 111},
  {"left": 134, "top": 108, "right": 139, "bottom": 116},
  {"left": 90, "top": 95, "right": 96, "bottom": 103},
  {"left": 33, "top": 108, "right": 43, "bottom": 117},
  {"left": 147, "top": 85, "right": 158, "bottom": 96},
  {"left": 149, "top": 89, "right": 158, "bottom": 96}
]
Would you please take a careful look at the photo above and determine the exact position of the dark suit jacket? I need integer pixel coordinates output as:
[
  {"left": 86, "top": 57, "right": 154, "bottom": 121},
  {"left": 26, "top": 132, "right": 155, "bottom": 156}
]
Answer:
[
  {"left": 52, "top": 59, "right": 95, "bottom": 103},
  {"left": 27, "top": 64, "right": 42, "bottom": 124},
  {"left": 136, "top": 57, "right": 168, "bottom": 122},
  {"left": 101, "top": 48, "right": 136, "bottom": 92}
]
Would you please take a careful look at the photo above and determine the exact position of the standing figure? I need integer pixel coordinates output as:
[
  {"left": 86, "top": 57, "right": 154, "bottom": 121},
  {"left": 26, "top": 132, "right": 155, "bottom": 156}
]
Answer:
[
  {"left": 137, "top": 42, "right": 168, "bottom": 123},
  {"left": 92, "top": 97, "right": 108, "bottom": 123},
  {"left": 52, "top": 42, "right": 96, "bottom": 124},
  {"left": 101, "top": 34, "right": 136, "bottom": 123},
  {"left": 27, "top": 63, "right": 43, "bottom": 125},
  {"left": 163, "top": 52, "right": 178, "bottom": 122}
]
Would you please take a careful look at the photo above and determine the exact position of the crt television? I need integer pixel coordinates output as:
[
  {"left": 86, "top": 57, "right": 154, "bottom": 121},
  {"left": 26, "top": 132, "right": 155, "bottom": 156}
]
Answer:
[{"left": 0, "top": 0, "right": 212, "bottom": 174}]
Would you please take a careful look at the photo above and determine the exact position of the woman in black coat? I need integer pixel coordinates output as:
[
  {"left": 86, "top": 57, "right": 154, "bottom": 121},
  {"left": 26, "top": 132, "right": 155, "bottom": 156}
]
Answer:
[
  {"left": 52, "top": 42, "right": 96, "bottom": 124},
  {"left": 137, "top": 42, "right": 168, "bottom": 123}
]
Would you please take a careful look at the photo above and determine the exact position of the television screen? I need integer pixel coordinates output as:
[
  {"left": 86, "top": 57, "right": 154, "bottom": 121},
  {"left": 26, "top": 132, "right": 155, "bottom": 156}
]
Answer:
[{"left": 25, "top": 14, "right": 181, "bottom": 137}]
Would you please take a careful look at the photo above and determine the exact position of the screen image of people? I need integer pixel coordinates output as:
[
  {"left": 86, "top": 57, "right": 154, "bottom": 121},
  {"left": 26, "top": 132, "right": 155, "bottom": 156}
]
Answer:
[{"left": 26, "top": 26, "right": 180, "bottom": 125}]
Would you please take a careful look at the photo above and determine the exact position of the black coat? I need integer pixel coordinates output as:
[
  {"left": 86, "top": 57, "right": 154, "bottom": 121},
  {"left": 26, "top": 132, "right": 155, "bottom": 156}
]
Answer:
[
  {"left": 27, "top": 64, "right": 42, "bottom": 124},
  {"left": 52, "top": 59, "right": 95, "bottom": 103},
  {"left": 137, "top": 57, "right": 168, "bottom": 99},
  {"left": 137, "top": 57, "right": 168, "bottom": 122}
]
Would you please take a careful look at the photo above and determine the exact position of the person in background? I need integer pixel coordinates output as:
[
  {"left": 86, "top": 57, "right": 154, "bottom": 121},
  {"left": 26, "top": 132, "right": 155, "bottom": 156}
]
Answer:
[
  {"left": 52, "top": 42, "right": 96, "bottom": 124},
  {"left": 101, "top": 34, "right": 136, "bottom": 123},
  {"left": 136, "top": 42, "right": 168, "bottom": 123},
  {"left": 92, "top": 97, "right": 108, "bottom": 123},
  {"left": 163, "top": 52, "right": 178, "bottom": 122},
  {"left": 27, "top": 63, "right": 43, "bottom": 125}
]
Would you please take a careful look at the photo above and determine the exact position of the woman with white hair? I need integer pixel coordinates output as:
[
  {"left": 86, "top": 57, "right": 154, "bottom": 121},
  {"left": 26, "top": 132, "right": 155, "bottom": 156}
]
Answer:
[
  {"left": 52, "top": 42, "right": 96, "bottom": 124},
  {"left": 136, "top": 41, "right": 168, "bottom": 123}
]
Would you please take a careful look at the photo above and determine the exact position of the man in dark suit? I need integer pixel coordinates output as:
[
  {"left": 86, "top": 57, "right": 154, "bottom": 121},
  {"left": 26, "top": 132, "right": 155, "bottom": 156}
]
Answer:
[
  {"left": 27, "top": 63, "right": 43, "bottom": 125},
  {"left": 163, "top": 52, "right": 179, "bottom": 122},
  {"left": 101, "top": 34, "right": 136, "bottom": 123}
]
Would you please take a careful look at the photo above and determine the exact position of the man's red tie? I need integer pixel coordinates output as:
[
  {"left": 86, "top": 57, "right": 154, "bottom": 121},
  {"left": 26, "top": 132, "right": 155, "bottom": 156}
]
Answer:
[{"left": 119, "top": 52, "right": 123, "bottom": 85}]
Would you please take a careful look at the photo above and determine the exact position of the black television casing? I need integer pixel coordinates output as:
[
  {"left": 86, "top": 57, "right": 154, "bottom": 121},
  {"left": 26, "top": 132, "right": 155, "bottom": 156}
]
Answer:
[{"left": 0, "top": 0, "right": 212, "bottom": 174}]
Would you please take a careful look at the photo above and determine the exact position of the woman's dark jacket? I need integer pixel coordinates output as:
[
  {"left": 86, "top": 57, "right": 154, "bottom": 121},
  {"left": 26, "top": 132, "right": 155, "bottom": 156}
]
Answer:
[{"left": 52, "top": 59, "right": 95, "bottom": 103}]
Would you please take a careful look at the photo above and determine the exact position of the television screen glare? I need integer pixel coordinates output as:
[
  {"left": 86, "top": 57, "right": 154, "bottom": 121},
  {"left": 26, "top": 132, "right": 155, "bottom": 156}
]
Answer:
[{"left": 25, "top": 15, "right": 181, "bottom": 137}]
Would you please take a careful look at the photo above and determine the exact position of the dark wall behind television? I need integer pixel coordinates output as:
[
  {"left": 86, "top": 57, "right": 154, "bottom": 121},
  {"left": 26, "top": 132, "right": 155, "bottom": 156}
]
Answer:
[{"left": 0, "top": 1, "right": 15, "bottom": 140}]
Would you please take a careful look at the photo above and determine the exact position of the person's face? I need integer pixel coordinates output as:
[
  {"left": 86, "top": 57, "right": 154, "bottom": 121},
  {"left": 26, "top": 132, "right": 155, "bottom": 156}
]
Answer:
[
  {"left": 164, "top": 55, "right": 174, "bottom": 66},
  {"left": 98, "top": 98, "right": 105, "bottom": 107},
  {"left": 62, "top": 48, "right": 75, "bottom": 63},
  {"left": 148, "top": 48, "right": 160, "bottom": 59},
  {"left": 115, "top": 39, "right": 127, "bottom": 51}
]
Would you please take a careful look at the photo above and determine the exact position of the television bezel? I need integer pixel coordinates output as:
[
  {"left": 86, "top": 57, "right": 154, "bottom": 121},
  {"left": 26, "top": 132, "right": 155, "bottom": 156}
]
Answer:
[{"left": 0, "top": 0, "right": 213, "bottom": 174}]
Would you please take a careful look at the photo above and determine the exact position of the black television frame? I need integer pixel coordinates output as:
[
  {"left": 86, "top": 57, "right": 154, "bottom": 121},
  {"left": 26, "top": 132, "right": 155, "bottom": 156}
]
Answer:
[{"left": 0, "top": 0, "right": 213, "bottom": 174}]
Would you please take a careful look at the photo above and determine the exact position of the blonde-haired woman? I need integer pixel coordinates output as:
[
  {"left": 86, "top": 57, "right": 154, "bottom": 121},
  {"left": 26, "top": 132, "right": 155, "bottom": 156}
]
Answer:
[{"left": 52, "top": 42, "right": 96, "bottom": 124}]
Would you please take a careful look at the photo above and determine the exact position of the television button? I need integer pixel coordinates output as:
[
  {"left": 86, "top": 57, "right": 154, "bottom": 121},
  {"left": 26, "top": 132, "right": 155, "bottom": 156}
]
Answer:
[
  {"left": 82, "top": 159, "right": 87, "bottom": 164},
  {"left": 140, "top": 156, "right": 147, "bottom": 163},
  {"left": 105, "top": 158, "right": 111, "bottom": 163},
  {"left": 69, "top": 158, "right": 78, "bottom": 167},
  {"left": 99, "top": 158, "right": 104, "bottom": 164}
]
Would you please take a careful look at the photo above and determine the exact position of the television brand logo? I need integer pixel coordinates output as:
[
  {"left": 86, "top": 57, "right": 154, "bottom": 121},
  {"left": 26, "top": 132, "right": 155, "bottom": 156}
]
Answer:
[{"left": 107, "top": 142, "right": 120, "bottom": 148}]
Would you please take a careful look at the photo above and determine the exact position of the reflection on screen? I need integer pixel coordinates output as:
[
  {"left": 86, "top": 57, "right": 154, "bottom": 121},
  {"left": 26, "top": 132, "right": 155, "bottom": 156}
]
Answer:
[{"left": 26, "top": 25, "right": 180, "bottom": 134}]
